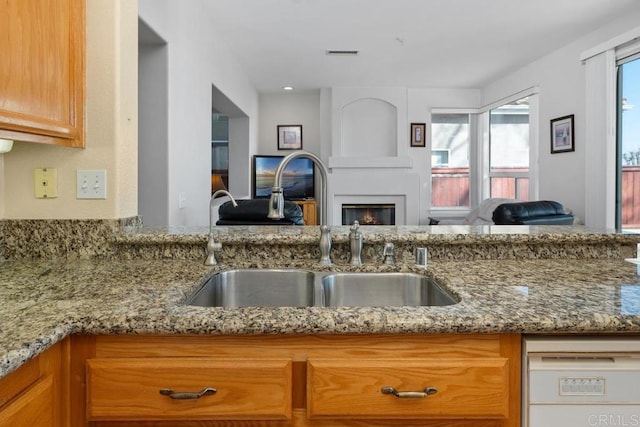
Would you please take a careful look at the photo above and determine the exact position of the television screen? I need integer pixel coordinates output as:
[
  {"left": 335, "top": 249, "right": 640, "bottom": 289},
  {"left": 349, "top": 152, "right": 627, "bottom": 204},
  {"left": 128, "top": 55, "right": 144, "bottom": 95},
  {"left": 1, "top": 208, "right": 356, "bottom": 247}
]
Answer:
[{"left": 252, "top": 155, "right": 315, "bottom": 200}]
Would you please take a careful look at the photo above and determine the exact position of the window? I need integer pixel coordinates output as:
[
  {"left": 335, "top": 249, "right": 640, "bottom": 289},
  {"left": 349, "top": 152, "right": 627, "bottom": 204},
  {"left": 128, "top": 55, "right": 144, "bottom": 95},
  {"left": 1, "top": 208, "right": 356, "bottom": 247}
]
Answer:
[
  {"left": 430, "top": 113, "right": 470, "bottom": 208},
  {"left": 429, "top": 89, "right": 538, "bottom": 218},
  {"left": 431, "top": 149, "right": 450, "bottom": 167},
  {"left": 488, "top": 96, "right": 531, "bottom": 201},
  {"left": 616, "top": 55, "right": 640, "bottom": 230}
]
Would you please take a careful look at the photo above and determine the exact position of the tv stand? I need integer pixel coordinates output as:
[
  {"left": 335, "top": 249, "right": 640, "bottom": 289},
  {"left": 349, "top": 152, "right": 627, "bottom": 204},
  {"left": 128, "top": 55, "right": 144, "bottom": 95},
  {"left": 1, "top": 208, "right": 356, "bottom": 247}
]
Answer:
[{"left": 293, "top": 200, "right": 317, "bottom": 225}]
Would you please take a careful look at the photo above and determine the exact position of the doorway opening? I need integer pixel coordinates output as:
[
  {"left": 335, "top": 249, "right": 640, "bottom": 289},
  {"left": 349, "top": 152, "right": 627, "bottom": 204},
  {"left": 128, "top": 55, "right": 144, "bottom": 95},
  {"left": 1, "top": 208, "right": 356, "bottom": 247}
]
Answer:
[{"left": 211, "top": 114, "right": 229, "bottom": 193}]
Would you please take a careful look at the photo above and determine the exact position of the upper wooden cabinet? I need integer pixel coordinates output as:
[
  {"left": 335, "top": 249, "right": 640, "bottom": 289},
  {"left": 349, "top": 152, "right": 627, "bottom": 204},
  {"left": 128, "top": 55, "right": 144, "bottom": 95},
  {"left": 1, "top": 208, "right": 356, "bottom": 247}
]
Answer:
[{"left": 0, "top": 0, "right": 85, "bottom": 148}]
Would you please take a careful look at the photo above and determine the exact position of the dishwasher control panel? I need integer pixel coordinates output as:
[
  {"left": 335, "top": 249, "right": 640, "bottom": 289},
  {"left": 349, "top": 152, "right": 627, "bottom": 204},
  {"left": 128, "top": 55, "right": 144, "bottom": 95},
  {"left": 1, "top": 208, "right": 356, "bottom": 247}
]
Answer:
[{"left": 559, "top": 377, "right": 605, "bottom": 395}]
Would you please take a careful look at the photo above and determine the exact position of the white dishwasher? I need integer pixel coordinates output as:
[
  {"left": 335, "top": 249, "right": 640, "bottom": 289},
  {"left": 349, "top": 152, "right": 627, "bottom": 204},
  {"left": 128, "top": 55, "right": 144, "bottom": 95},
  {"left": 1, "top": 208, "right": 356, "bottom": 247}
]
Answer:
[{"left": 523, "top": 336, "right": 640, "bottom": 427}]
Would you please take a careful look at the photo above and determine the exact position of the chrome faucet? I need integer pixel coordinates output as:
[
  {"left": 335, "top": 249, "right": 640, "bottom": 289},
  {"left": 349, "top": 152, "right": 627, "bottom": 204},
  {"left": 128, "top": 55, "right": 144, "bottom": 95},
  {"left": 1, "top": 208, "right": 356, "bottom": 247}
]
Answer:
[
  {"left": 349, "top": 220, "right": 363, "bottom": 266},
  {"left": 204, "top": 190, "right": 237, "bottom": 266},
  {"left": 267, "top": 151, "right": 331, "bottom": 266}
]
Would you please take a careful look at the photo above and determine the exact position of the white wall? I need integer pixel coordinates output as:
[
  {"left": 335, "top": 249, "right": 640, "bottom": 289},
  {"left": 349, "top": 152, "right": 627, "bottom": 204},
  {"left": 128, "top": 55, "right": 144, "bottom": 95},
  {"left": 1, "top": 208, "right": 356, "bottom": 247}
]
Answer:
[
  {"left": 138, "top": 31, "right": 169, "bottom": 226},
  {"left": 139, "top": 0, "right": 259, "bottom": 227},
  {"left": 229, "top": 116, "right": 251, "bottom": 199},
  {"left": 481, "top": 8, "right": 640, "bottom": 223},
  {"left": 258, "top": 91, "right": 321, "bottom": 156}
]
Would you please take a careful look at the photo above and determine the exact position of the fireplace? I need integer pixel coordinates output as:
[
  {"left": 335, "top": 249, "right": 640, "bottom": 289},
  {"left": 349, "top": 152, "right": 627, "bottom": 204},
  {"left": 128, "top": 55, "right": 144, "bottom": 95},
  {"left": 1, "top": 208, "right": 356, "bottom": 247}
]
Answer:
[{"left": 341, "top": 204, "right": 396, "bottom": 225}]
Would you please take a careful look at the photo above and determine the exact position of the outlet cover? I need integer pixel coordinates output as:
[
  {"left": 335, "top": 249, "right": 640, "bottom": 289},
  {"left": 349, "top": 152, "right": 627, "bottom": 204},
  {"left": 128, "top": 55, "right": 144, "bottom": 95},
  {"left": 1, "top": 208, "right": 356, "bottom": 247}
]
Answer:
[
  {"left": 77, "top": 170, "right": 107, "bottom": 199},
  {"left": 34, "top": 168, "right": 58, "bottom": 199}
]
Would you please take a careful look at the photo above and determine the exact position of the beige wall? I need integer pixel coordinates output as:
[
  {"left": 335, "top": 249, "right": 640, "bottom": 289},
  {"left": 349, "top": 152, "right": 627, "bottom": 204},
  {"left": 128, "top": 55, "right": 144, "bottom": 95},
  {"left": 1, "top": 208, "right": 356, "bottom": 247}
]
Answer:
[{"left": 1, "top": 0, "right": 138, "bottom": 220}]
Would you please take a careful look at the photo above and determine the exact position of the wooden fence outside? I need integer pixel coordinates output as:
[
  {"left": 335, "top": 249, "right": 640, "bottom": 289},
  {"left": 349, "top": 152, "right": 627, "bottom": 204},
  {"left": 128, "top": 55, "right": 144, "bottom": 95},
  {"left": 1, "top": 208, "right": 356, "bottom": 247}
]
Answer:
[
  {"left": 622, "top": 166, "right": 640, "bottom": 227},
  {"left": 432, "top": 167, "right": 529, "bottom": 207},
  {"left": 432, "top": 166, "right": 640, "bottom": 227}
]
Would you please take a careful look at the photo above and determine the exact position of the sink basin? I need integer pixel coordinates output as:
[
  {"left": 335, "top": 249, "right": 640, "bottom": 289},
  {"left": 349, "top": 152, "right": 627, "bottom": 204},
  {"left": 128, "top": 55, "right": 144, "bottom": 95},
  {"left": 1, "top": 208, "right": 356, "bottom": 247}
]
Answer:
[
  {"left": 321, "top": 272, "right": 458, "bottom": 307},
  {"left": 187, "top": 269, "right": 316, "bottom": 307},
  {"left": 187, "top": 269, "right": 458, "bottom": 308}
]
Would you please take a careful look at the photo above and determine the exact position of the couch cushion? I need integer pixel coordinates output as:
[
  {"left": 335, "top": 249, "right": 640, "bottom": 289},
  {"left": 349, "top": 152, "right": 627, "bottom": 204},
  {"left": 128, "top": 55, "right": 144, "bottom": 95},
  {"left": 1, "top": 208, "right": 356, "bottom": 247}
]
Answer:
[
  {"left": 217, "top": 199, "right": 304, "bottom": 225},
  {"left": 465, "top": 198, "right": 518, "bottom": 225},
  {"left": 492, "top": 200, "right": 574, "bottom": 225}
]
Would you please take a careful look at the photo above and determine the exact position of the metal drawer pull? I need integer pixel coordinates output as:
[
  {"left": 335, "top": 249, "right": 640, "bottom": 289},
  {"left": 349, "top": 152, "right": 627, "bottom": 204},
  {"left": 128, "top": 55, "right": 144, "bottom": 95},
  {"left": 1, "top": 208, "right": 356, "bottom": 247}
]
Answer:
[
  {"left": 159, "top": 387, "right": 217, "bottom": 400},
  {"left": 381, "top": 386, "right": 438, "bottom": 398}
]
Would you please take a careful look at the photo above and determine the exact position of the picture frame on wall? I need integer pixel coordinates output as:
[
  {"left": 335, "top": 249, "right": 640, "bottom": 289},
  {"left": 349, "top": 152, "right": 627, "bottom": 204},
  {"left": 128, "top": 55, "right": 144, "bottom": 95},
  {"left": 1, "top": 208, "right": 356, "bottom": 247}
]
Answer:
[
  {"left": 277, "top": 125, "right": 303, "bottom": 150},
  {"left": 410, "top": 123, "right": 426, "bottom": 147},
  {"left": 550, "top": 115, "right": 575, "bottom": 154}
]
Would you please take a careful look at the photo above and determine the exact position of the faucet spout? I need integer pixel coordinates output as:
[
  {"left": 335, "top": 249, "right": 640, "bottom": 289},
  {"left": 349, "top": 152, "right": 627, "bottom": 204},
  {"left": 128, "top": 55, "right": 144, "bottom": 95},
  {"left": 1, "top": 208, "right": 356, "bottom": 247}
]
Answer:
[
  {"left": 268, "top": 151, "right": 329, "bottom": 225},
  {"left": 205, "top": 190, "right": 237, "bottom": 266},
  {"left": 268, "top": 151, "right": 331, "bottom": 265}
]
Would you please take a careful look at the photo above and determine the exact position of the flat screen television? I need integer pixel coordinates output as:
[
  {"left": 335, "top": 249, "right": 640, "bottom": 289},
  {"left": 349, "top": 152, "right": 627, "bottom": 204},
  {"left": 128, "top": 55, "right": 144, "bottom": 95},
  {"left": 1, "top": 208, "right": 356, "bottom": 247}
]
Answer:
[{"left": 252, "top": 155, "right": 315, "bottom": 200}]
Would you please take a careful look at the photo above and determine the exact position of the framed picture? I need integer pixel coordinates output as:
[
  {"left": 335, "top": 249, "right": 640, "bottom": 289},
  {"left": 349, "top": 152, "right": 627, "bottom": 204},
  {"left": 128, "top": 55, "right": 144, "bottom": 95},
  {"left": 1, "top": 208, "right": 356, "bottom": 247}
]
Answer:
[
  {"left": 410, "top": 123, "right": 426, "bottom": 147},
  {"left": 550, "top": 115, "right": 575, "bottom": 154},
  {"left": 277, "top": 125, "right": 303, "bottom": 150}
]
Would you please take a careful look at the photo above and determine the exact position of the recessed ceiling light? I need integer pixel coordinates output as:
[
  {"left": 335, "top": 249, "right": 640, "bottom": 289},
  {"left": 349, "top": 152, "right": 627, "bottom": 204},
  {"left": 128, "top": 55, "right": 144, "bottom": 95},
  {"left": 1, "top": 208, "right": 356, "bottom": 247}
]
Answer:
[{"left": 282, "top": 86, "right": 294, "bottom": 91}]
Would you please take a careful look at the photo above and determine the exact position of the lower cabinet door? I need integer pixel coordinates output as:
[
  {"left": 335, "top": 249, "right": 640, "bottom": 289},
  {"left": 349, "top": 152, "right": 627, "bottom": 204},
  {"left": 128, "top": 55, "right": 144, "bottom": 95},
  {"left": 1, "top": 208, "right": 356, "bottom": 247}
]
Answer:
[
  {"left": 86, "top": 358, "right": 292, "bottom": 421},
  {"left": 0, "top": 375, "right": 55, "bottom": 427},
  {"left": 307, "top": 358, "right": 510, "bottom": 419}
]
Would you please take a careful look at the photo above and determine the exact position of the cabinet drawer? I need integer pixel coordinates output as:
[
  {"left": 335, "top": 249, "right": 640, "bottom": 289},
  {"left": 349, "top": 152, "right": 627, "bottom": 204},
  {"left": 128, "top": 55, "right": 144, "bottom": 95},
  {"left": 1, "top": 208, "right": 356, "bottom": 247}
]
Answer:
[
  {"left": 0, "top": 375, "right": 55, "bottom": 427},
  {"left": 307, "top": 358, "right": 509, "bottom": 419},
  {"left": 87, "top": 358, "right": 292, "bottom": 421}
]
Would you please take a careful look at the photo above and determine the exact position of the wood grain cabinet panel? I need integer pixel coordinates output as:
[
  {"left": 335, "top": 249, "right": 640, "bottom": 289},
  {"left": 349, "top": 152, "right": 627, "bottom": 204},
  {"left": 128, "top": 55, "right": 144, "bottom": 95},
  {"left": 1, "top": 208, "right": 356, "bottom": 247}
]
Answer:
[
  {"left": 0, "top": 341, "right": 65, "bottom": 427},
  {"left": 0, "top": 358, "right": 40, "bottom": 409},
  {"left": 0, "top": 0, "right": 85, "bottom": 147},
  {"left": 0, "top": 375, "right": 55, "bottom": 427},
  {"left": 307, "top": 358, "right": 510, "bottom": 420},
  {"left": 86, "top": 358, "right": 292, "bottom": 421}
]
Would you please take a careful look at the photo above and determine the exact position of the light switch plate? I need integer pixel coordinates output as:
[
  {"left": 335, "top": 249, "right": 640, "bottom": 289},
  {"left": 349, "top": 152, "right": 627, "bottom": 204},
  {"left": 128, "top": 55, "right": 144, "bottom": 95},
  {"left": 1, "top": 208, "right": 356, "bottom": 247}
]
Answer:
[
  {"left": 34, "top": 168, "right": 58, "bottom": 198},
  {"left": 77, "top": 170, "right": 107, "bottom": 199}
]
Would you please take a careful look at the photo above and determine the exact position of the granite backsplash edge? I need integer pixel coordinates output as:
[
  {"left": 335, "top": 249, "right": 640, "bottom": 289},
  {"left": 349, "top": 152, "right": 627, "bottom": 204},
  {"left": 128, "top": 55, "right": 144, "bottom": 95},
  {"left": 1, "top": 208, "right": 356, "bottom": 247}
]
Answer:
[
  {"left": 0, "top": 217, "right": 142, "bottom": 260},
  {"left": 0, "top": 218, "right": 638, "bottom": 261}
]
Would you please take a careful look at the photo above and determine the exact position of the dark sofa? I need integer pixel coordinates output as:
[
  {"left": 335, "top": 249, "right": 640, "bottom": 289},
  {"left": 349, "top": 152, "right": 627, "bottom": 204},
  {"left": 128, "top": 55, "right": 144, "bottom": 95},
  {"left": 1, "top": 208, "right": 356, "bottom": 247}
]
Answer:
[
  {"left": 216, "top": 199, "right": 304, "bottom": 225},
  {"left": 492, "top": 200, "right": 574, "bottom": 225}
]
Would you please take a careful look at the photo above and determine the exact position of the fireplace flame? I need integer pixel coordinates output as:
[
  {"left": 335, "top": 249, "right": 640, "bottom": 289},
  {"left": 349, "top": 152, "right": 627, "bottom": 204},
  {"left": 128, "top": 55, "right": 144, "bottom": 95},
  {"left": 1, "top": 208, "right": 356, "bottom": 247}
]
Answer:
[{"left": 360, "top": 210, "right": 379, "bottom": 225}]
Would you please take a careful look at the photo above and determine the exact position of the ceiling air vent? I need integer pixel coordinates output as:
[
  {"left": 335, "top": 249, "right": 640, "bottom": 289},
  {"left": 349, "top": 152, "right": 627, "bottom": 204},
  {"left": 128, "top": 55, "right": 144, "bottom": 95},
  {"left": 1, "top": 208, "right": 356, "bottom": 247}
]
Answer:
[{"left": 325, "top": 50, "right": 359, "bottom": 56}]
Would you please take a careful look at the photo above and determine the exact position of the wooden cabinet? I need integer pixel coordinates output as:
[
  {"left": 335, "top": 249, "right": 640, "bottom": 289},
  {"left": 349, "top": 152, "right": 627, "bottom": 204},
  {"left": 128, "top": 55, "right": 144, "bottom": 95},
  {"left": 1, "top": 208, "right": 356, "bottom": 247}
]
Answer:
[
  {"left": 86, "top": 358, "right": 292, "bottom": 421},
  {"left": 0, "top": 341, "right": 66, "bottom": 427},
  {"left": 0, "top": 376, "right": 55, "bottom": 427},
  {"left": 293, "top": 200, "right": 317, "bottom": 225},
  {"left": 308, "top": 358, "right": 509, "bottom": 420},
  {"left": 0, "top": 0, "right": 85, "bottom": 147},
  {"left": 71, "top": 333, "right": 521, "bottom": 427}
]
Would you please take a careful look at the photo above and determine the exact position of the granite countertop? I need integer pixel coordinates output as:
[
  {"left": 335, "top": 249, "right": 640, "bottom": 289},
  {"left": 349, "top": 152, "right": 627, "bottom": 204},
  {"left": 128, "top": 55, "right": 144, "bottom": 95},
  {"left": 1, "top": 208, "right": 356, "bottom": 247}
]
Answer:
[{"left": 3, "top": 254, "right": 640, "bottom": 379}]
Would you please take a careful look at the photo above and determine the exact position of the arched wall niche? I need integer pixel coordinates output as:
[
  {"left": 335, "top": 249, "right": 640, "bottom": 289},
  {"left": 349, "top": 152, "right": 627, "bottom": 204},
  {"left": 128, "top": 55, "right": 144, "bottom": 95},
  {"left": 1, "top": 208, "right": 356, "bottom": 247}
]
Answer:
[
  {"left": 341, "top": 98, "right": 397, "bottom": 157},
  {"left": 329, "top": 87, "right": 410, "bottom": 168}
]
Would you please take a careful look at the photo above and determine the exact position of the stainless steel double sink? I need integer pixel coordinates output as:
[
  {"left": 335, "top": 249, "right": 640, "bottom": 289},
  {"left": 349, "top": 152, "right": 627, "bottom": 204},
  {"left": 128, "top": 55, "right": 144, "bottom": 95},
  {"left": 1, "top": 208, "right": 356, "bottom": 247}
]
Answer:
[{"left": 186, "top": 269, "right": 458, "bottom": 308}]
